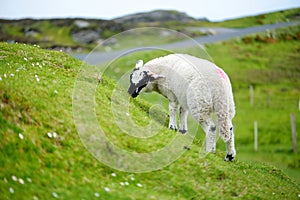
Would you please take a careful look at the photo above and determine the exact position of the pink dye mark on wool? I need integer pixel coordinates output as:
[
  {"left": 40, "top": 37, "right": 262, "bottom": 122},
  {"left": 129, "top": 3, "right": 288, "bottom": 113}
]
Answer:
[{"left": 216, "top": 67, "right": 227, "bottom": 80}]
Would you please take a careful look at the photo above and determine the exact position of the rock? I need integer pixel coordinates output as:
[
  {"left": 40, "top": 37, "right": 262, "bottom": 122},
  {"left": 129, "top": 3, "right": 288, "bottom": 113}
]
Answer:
[
  {"left": 74, "top": 20, "right": 90, "bottom": 28},
  {"left": 114, "top": 10, "right": 197, "bottom": 24},
  {"left": 71, "top": 29, "right": 100, "bottom": 44}
]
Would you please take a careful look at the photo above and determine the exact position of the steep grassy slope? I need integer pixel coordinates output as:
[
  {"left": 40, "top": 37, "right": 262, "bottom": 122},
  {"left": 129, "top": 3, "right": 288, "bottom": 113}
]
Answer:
[{"left": 0, "top": 43, "right": 299, "bottom": 199}]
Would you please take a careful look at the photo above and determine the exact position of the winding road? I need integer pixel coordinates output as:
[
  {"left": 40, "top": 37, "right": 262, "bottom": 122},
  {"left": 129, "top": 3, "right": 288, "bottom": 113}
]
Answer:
[{"left": 72, "top": 21, "right": 299, "bottom": 65}]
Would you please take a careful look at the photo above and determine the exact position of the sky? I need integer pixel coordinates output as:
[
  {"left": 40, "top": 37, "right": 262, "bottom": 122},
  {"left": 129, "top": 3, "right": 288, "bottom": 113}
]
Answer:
[{"left": 1, "top": 0, "right": 300, "bottom": 21}]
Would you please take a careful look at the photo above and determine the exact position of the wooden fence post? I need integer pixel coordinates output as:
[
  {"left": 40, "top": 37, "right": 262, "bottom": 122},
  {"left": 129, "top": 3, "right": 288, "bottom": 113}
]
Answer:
[
  {"left": 290, "top": 114, "right": 297, "bottom": 153},
  {"left": 249, "top": 85, "right": 254, "bottom": 107},
  {"left": 254, "top": 121, "right": 258, "bottom": 152}
]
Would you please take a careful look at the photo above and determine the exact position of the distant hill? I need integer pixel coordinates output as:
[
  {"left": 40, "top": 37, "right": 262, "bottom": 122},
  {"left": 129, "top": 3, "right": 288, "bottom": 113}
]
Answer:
[
  {"left": 0, "top": 8, "right": 299, "bottom": 51},
  {"left": 113, "top": 10, "right": 208, "bottom": 24}
]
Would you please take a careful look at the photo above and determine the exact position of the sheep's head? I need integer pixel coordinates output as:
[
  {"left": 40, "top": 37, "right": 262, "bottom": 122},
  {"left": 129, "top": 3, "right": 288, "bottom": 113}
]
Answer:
[{"left": 128, "top": 60, "right": 164, "bottom": 98}]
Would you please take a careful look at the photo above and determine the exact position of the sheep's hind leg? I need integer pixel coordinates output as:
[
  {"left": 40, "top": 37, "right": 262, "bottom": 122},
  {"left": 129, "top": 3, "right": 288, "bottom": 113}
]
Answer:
[
  {"left": 168, "top": 101, "right": 178, "bottom": 131},
  {"left": 179, "top": 106, "right": 188, "bottom": 134},
  {"left": 200, "top": 118, "right": 217, "bottom": 153},
  {"left": 224, "top": 127, "right": 236, "bottom": 161}
]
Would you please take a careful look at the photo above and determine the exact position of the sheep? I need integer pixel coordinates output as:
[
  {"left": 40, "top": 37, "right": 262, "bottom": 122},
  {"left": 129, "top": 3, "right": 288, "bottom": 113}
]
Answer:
[{"left": 128, "top": 53, "right": 236, "bottom": 161}]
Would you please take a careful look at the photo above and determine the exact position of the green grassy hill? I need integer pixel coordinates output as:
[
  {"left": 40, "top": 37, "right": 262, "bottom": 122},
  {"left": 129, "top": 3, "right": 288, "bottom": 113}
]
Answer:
[{"left": 0, "top": 33, "right": 300, "bottom": 200}]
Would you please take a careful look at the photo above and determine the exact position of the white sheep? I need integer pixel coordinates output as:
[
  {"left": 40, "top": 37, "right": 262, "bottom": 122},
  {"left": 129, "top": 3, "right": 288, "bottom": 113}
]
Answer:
[{"left": 128, "top": 53, "right": 236, "bottom": 161}]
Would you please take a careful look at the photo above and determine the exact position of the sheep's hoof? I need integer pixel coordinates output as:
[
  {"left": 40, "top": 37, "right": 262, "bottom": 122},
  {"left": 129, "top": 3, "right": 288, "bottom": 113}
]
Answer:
[
  {"left": 169, "top": 125, "right": 177, "bottom": 131},
  {"left": 224, "top": 154, "right": 235, "bottom": 162},
  {"left": 179, "top": 129, "right": 187, "bottom": 134},
  {"left": 184, "top": 146, "right": 190, "bottom": 150}
]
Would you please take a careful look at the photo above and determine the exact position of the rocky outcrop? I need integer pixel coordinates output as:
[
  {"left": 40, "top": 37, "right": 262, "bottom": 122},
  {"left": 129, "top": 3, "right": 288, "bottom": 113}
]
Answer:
[{"left": 114, "top": 10, "right": 198, "bottom": 24}]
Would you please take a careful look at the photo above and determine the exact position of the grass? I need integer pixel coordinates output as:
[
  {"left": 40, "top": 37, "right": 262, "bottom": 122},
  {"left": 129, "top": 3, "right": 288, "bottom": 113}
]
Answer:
[
  {"left": 100, "top": 25, "right": 300, "bottom": 183},
  {"left": 0, "top": 25, "right": 300, "bottom": 199}
]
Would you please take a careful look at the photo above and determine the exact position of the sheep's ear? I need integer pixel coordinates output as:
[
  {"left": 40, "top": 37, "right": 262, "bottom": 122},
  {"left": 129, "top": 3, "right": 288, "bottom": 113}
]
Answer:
[
  {"left": 148, "top": 71, "right": 165, "bottom": 81},
  {"left": 135, "top": 60, "right": 143, "bottom": 69}
]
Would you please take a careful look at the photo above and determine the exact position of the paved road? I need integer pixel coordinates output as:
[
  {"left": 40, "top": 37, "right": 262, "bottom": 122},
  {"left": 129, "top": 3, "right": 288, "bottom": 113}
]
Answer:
[{"left": 73, "top": 21, "right": 299, "bottom": 65}]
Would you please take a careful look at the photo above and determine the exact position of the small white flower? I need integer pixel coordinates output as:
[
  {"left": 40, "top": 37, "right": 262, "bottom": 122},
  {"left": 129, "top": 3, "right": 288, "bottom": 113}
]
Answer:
[
  {"left": 54, "top": 90, "right": 58, "bottom": 94},
  {"left": 47, "top": 132, "right": 53, "bottom": 138},
  {"left": 32, "top": 63, "right": 35, "bottom": 67},
  {"left": 104, "top": 187, "right": 110, "bottom": 192},
  {"left": 53, "top": 132, "right": 58, "bottom": 138},
  {"left": 27, "top": 177, "right": 32, "bottom": 183},
  {"left": 52, "top": 192, "right": 59, "bottom": 198},
  {"left": 10, "top": 73, "right": 14, "bottom": 77},
  {"left": 24, "top": 57, "right": 28, "bottom": 61},
  {"left": 126, "top": 112, "right": 130, "bottom": 117},
  {"left": 130, "top": 177, "right": 135, "bottom": 181},
  {"left": 9, "top": 187, "right": 14, "bottom": 194},
  {"left": 33, "top": 196, "right": 39, "bottom": 200},
  {"left": 4, "top": 74, "right": 7, "bottom": 78},
  {"left": 12, "top": 175, "right": 18, "bottom": 181},
  {"left": 125, "top": 182, "right": 129, "bottom": 186},
  {"left": 0, "top": 77, "right": 2, "bottom": 81},
  {"left": 94, "top": 192, "right": 100, "bottom": 197},
  {"left": 120, "top": 182, "right": 124, "bottom": 186},
  {"left": 111, "top": 173, "right": 116, "bottom": 177},
  {"left": 36, "top": 62, "right": 39, "bottom": 66},
  {"left": 137, "top": 183, "right": 143, "bottom": 187},
  {"left": 35, "top": 74, "right": 38, "bottom": 78},
  {"left": 19, "top": 133, "right": 24, "bottom": 140},
  {"left": 19, "top": 178, "right": 24, "bottom": 184}
]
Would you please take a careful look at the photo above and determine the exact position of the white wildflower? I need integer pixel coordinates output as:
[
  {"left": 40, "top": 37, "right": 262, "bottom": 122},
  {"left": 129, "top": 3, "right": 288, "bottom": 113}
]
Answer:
[
  {"left": 111, "top": 173, "right": 116, "bottom": 177},
  {"left": 27, "top": 177, "right": 32, "bottom": 183},
  {"left": 0, "top": 77, "right": 2, "bottom": 81},
  {"left": 10, "top": 73, "right": 14, "bottom": 77},
  {"left": 4, "top": 74, "right": 7, "bottom": 78},
  {"left": 53, "top": 132, "right": 58, "bottom": 138},
  {"left": 54, "top": 90, "right": 58, "bottom": 94},
  {"left": 137, "top": 183, "right": 143, "bottom": 187},
  {"left": 120, "top": 182, "right": 124, "bottom": 186},
  {"left": 130, "top": 177, "right": 135, "bottom": 181},
  {"left": 33, "top": 196, "right": 39, "bottom": 200},
  {"left": 9, "top": 187, "right": 14, "bottom": 194},
  {"left": 94, "top": 192, "right": 100, "bottom": 197},
  {"left": 32, "top": 63, "right": 35, "bottom": 67},
  {"left": 125, "top": 182, "right": 129, "bottom": 186},
  {"left": 24, "top": 57, "right": 28, "bottom": 61},
  {"left": 35, "top": 75, "right": 40, "bottom": 82},
  {"left": 52, "top": 192, "right": 59, "bottom": 198},
  {"left": 18, "top": 178, "right": 24, "bottom": 184},
  {"left": 126, "top": 112, "right": 130, "bottom": 117},
  {"left": 19, "top": 133, "right": 24, "bottom": 140},
  {"left": 47, "top": 132, "right": 53, "bottom": 138},
  {"left": 104, "top": 187, "right": 110, "bottom": 192},
  {"left": 12, "top": 175, "right": 17, "bottom": 181}
]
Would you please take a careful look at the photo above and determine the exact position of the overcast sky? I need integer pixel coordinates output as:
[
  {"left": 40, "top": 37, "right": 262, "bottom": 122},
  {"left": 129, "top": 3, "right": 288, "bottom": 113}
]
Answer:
[{"left": 1, "top": 0, "right": 299, "bottom": 21}]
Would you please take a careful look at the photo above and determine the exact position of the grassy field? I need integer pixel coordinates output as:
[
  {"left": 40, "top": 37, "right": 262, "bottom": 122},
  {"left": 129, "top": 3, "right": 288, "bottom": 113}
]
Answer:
[
  {"left": 0, "top": 23, "right": 300, "bottom": 199},
  {"left": 101, "top": 24, "right": 300, "bottom": 183}
]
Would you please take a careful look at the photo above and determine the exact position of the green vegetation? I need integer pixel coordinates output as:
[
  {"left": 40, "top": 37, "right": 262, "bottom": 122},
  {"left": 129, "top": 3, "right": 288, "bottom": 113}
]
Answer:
[{"left": 1, "top": 22, "right": 300, "bottom": 199}]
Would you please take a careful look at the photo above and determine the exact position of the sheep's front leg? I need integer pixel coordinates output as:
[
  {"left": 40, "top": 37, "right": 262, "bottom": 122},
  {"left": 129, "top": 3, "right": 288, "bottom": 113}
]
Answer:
[
  {"left": 168, "top": 101, "right": 178, "bottom": 131},
  {"left": 179, "top": 106, "right": 188, "bottom": 134}
]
